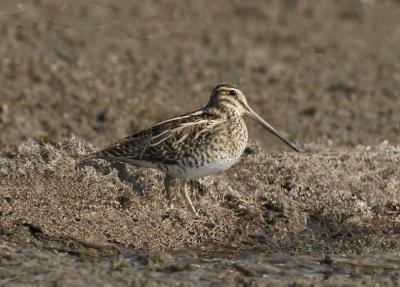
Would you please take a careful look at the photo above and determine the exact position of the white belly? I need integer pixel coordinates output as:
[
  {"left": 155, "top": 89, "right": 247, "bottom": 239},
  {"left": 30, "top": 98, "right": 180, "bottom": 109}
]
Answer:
[{"left": 165, "top": 157, "right": 237, "bottom": 179}]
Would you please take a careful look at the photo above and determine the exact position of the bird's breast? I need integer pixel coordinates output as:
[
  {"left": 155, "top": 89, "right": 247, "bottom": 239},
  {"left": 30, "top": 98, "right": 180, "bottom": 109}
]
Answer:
[{"left": 162, "top": 117, "right": 248, "bottom": 179}]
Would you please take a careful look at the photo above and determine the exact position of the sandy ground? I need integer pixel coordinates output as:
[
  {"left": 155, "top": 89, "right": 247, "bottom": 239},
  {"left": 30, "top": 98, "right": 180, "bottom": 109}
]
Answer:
[{"left": 1, "top": 0, "right": 400, "bottom": 286}]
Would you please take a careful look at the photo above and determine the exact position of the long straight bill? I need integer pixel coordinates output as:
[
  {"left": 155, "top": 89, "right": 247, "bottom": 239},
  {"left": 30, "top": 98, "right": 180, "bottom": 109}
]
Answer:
[{"left": 246, "top": 107, "right": 300, "bottom": 152}]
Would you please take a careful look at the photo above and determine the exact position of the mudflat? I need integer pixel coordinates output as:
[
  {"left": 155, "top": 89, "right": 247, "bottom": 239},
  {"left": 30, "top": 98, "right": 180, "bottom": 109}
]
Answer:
[{"left": 0, "top": 0, "right": 399, "bottom": 286}]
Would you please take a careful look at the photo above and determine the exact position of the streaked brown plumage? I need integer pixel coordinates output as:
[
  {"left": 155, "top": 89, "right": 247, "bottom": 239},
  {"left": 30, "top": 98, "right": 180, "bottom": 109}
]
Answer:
[{"left": 89, "top": 83, "right": 300, "bottom": 215}]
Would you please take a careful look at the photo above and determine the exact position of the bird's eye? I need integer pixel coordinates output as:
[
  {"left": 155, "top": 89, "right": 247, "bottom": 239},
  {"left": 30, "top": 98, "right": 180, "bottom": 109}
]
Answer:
[{"left": 228, "top": 90, "right": 237, "bottom": 96}]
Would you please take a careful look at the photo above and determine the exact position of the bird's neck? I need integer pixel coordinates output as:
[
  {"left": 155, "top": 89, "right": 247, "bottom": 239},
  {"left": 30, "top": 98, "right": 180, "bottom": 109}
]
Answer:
[{"left": 205, "top": 106, "right": 240, "bottom": 119}]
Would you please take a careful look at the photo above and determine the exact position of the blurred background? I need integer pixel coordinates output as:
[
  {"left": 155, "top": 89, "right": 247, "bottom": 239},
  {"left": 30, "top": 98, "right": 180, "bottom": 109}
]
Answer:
[{"left": 0, "top": 0, "right": 399, "bottom": 152}]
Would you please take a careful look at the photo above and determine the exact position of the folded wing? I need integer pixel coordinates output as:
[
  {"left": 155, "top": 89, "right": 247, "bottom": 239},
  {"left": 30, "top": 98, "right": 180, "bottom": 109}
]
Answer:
[{"left": 89, "top": 110, "right": 223, "bottom": 166}]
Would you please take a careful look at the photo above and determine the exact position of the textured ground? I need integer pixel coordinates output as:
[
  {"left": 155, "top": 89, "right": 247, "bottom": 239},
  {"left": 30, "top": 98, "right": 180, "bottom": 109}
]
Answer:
[{"left": 1, "top": 0, "right": 400, "bottom": 286}]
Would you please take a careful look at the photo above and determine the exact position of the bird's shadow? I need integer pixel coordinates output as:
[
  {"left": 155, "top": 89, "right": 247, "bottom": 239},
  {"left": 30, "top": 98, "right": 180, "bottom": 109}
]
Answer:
[
  {"left": 78, "top": 158, "right": 153, "bottom": 198},
  {"left": 78, "top": 158, "right": 209, "bottom": 202}
]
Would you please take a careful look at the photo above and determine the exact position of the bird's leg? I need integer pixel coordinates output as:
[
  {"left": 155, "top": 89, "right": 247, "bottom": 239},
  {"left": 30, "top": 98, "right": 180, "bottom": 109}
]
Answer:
[
  {"left": 179, "top": 181, "right": 198, "bottom": 216},
  {"left": 164, "top": 175, "right": 174, "bottom": 209}
]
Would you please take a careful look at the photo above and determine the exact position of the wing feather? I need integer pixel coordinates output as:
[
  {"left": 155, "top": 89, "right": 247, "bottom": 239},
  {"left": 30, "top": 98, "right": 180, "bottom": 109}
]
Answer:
[{"left": 90, "top": 109, "right": 224, "bottom": 166}]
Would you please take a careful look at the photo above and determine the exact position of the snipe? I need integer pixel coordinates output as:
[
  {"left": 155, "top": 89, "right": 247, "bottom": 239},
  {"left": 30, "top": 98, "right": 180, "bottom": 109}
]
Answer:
[{"left": 89, "top": 84, "right": 300, "bottom": 215}]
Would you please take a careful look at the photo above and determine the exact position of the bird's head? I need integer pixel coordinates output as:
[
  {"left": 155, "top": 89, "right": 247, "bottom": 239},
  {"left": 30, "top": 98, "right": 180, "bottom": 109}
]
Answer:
[{"left": 207, "top": 83, "right": 300, "bottom": 152}]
